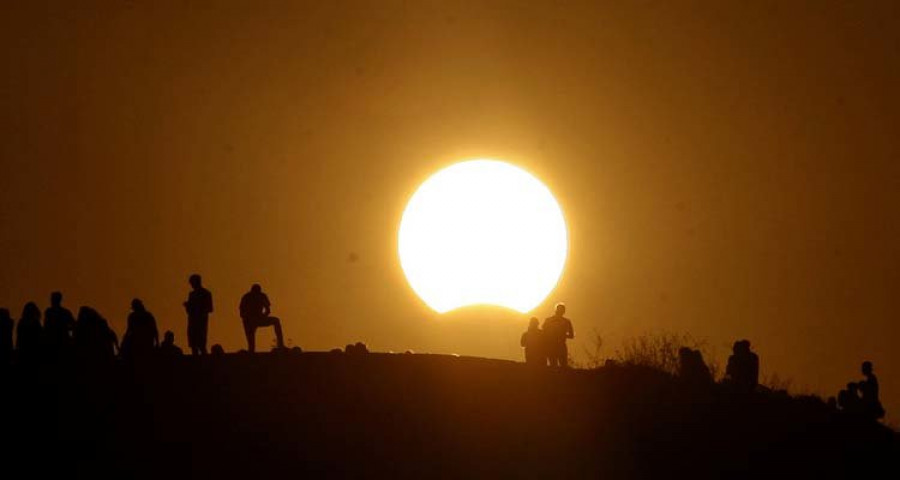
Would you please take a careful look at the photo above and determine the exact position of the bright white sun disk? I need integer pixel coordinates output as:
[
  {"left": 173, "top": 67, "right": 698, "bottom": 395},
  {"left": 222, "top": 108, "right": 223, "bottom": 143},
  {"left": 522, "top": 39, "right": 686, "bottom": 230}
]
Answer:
[{"left": 398, "top": 159, "right": 568, "bottom": 313}]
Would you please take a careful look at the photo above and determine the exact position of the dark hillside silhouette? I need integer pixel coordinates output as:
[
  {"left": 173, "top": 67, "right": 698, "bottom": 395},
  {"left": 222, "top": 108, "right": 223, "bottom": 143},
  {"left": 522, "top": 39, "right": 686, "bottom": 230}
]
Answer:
[{"left": 0, "top": 352, "right": 895, "bottom": 479}]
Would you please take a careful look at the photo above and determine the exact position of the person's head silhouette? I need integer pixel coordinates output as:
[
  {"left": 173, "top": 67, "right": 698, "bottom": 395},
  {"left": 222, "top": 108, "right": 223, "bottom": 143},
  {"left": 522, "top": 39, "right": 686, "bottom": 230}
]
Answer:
[
  {"left": 22, "top": 302, "right": 40, "bottom": 320},
  {"left": 555, "top": 302, "right": 566, "bottom": 316},
  {"left": 131, "top": 298, "right": 145, "bottom": 312},
  {"left": 50, "top": 291, "right": 63, "bottom": 307},
  {"left": 189, "top": 274, "right": 202, "bottom": 290},
  {"left": 163, "top": 330, "right": 175, "bottom": 345},
  {"left": 862, "top": 361, "right": 873, "bottom": 376},
  {"left": 0, "top": 308, "right": 9, "bottom": 322},
  {"left": 528, "top": 317, "right": 539, "bottom": 330},
  {"left": 251, "top": 283, "right": 262, "bottom": 294}
]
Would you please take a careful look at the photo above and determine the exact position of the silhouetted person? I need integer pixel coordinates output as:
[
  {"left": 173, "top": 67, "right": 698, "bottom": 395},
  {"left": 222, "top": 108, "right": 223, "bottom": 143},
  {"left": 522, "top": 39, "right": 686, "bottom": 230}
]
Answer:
[
  {"left": 183, "top": 274, "right": 213, "bottom": 356},
  {"left": 838, "top": 382, "right": 861, "bottom": 415},
  {"left": 240, "top": 283, "right": 284, "bottom": 353},
  {"left": 520, "top": 317, "right": 546, "bottom": 366},
  {"left": 542, "top": 303, "right": 574, "bottom": 368},
  {"left": 859, "top": 361, "right": 884, "bottom": 420},
  {"left": 74, "top": 306, "right": 119, "bottom": 365},
  {"left": 120, "top": 299, "right": 159, "bottom": 361},
  {"left": 43, "top": 291, "right": 75, "bottom": 358},
  {"left": 159, "top": 330, "right": 183, "bottom": 357},
  {"left": 210, "top": 344, "right": 225, "bottom": 356},
  {"left": 16, "top": 302, "right": 42, "bottom": 363},
  {"left": 678, "top": 347, "right": 713, "bottom": 385},
  {"left": 0, "top": 308, "right": 13, "bottom": 365},
  {"left": 99, "top": 315, "right": 119, "bottom": 360},
  {"left": 239, "top": 284, "right": 284, "bottom": 353},
  {"left": 346, "top": 342, "right": 369, "bottom": 354},
  {"left": 724, "top": 339, "right": 759, "bottom": 393}
]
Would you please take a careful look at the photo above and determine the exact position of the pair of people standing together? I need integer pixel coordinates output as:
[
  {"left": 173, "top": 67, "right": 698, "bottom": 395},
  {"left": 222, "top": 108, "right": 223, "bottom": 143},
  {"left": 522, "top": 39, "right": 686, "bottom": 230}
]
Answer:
[
  {"left": 521, "top": 303, "right": 574, "bottom": 367},
  {"left": 183, "top": 275, "right": 284, "bottom": 355}
]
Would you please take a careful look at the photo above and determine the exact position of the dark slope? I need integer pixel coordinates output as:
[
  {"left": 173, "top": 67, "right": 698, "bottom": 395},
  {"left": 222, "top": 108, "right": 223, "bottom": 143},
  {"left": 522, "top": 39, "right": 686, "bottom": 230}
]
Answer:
[{"left": 2, "top": 352, "right": 896, "bottom": 479}]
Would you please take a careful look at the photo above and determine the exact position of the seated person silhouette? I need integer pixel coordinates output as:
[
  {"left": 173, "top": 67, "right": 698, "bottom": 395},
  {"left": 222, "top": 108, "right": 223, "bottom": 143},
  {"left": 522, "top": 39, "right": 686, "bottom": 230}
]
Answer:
[
  {"left": 678, "top": 347, "right": 713, "bottom": 385},
  {"left": 837, "top": 382, "right": 861, "bottom": 415},
  {"left": 159, "top": 330, "right": 184, "bottom": 357},
  {"left": 345, "top": 342, "right": 369, "bottom": 355},
  {"left": 239, "top": 284, "right": 284, "bottom": 353},
  {"left": 0, "top": 308, "right": 13, "bottom": 365},
  {"left": 43, "top": 291, "right": 75, "bottom": 356},
  {"left": 724, "top": 339, "right": 759, "bottom": 393},
  {"left": 859, "top": 361, "right": 885, "bottom": 420},
  {"left": 520, "top": 317, "right": 546, "bottom": 366},
  {"left": 542, "top": 303, "right": 574, "bottom": 368},
  {"left": 120, "top": 299, "right": 159, "bottom": 361}
]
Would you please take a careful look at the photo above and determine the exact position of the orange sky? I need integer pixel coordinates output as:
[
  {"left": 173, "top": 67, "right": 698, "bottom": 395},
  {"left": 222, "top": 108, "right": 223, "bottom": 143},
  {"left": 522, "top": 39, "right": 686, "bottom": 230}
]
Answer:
[{"left": 2, "top": 1, "right": 899, "bottom": 419}]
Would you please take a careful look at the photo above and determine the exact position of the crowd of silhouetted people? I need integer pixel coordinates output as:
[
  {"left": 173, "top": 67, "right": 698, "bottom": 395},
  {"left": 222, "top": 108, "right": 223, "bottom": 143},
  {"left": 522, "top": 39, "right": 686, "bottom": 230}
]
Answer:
[
  {"left": 0, "top": 275, "right": 288, "bottom": 368},
  {"left": 0, "top": 281, "right": 888, "bottom": 424},
  {"left": 519, "top": 316, "right": 887, "bottom": 422}
]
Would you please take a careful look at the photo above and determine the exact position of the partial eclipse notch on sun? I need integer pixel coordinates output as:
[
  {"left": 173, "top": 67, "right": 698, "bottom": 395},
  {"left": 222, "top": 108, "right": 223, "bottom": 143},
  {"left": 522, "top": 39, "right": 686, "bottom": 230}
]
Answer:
[{"left": 398, "top": 159, "right": 568, "bottom": 314}]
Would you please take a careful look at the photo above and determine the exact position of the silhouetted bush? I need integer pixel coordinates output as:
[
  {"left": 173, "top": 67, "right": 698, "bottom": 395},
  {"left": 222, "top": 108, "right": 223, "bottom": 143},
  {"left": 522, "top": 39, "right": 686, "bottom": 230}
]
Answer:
[{"left": 612, "top": 331, "right": 719, "bottom": 379}]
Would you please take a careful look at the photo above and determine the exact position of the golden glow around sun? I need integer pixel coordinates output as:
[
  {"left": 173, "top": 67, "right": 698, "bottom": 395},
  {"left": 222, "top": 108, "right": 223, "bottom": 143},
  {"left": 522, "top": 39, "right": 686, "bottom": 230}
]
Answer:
[{"left": 399, "top": 159, "right": 568, "bottom": 313}]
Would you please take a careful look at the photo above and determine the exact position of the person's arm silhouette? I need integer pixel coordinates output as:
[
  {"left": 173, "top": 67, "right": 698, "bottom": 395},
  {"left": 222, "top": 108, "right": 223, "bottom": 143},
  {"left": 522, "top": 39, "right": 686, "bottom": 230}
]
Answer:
[
  {"left": 262, "top": 294, "right": 271, "bottom": 317},
  {"left": 150, "top": 313, "right": 159, "bottom": 348},
  {"left": 566, "top": 319, "right": 574, "bottom": 339}
]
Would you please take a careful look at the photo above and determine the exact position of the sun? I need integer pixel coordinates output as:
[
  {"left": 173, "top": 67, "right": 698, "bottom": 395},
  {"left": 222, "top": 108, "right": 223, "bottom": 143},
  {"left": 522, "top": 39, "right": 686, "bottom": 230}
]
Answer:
[{"left": 398, "top": 159, "right": 568, "bottom": 313}]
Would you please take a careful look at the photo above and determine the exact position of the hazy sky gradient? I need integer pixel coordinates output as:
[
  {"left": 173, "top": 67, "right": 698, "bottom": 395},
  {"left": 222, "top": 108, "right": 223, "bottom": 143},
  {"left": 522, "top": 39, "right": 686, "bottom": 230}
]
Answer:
[{"left": 2, "top": 1, "right": 899, "bottom": 417}]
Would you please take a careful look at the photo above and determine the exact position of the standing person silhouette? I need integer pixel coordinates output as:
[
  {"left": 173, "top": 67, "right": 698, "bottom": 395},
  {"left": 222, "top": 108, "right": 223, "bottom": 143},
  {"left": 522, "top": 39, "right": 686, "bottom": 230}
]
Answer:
[
  {"left": 239, "top": 284, "right": 284, "bottom": 353},
  {"left": 0, "top": 308, "right": 13, "bottom": 365},
  {"left": 542, "top": 303, "right": 574, "bottom": 368},
  {"left": 520, "top": 317, "right": 546, "bottom": 366},
  {"left": 43, "top": 291, "right": 75, "bottom": 357},
  {"left": 183, "top": 274, "right": 213, "bottom": 356},
  {"left": 16, "top": 302, "right": 42, "bottom": 364},
  {"left": 120, "top": 299, "right": 159, "bottom": 361}
]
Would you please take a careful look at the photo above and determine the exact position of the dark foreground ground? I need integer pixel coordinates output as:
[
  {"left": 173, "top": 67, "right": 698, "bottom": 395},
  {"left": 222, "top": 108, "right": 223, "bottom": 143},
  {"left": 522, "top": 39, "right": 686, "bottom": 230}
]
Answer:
[{"left": 1, "top": 352, "right": 897, "bottom": 479}]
